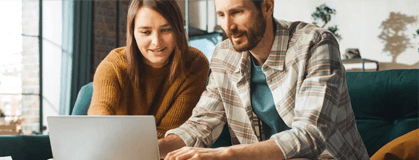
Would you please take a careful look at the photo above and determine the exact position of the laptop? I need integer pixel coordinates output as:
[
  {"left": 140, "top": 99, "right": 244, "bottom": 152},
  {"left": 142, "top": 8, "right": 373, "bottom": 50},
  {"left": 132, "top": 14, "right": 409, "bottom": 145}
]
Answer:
[{"left": 47, "top": 116, "right": 160, "bottom": 160}]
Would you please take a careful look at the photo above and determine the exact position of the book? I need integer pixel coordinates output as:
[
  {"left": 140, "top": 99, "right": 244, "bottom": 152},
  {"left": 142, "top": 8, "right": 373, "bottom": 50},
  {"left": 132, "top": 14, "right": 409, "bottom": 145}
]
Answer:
[{"left": 0, "top": 156, "right": 12, "bottom": 160}]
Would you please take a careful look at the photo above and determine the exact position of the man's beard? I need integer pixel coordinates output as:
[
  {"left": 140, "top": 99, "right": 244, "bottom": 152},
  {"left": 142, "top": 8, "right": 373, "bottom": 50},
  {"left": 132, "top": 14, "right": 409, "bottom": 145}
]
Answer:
[{"left": 227, "top": 12, "right": 266, "bottom": 52}]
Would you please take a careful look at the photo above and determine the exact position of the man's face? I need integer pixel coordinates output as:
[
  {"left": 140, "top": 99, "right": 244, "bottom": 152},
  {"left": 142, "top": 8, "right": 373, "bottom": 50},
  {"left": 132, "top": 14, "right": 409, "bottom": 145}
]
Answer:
[{"left": 215, "top": 0, "right": 266, "bottom": 52}]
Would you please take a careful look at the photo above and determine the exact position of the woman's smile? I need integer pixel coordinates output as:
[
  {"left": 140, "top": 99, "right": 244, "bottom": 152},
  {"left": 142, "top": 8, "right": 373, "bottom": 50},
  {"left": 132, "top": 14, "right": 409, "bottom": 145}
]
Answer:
[{"left": 149, "top": 47, "right": 167, "bottom": 52}]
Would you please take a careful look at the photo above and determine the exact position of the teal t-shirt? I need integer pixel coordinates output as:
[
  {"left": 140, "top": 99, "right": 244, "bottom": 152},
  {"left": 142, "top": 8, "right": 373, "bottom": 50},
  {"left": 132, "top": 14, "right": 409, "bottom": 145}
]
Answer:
[{"left": 250, "top": 57, "right": 290, "bottom": 139}]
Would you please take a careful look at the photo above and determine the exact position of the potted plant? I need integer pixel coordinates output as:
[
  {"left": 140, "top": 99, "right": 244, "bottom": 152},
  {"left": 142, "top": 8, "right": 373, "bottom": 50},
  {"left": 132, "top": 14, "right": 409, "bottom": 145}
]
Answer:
[{"left": 312, "top": 4, "right": 342, "bottom": 40}]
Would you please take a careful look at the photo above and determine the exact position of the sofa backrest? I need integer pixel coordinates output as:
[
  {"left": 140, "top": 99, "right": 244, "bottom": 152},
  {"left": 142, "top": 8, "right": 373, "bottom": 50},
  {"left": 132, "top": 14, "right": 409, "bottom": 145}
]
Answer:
[
  {"left": 346, "top": 69, "right": 419, "bottom": 156},
  {"left": 72, "top": 69, "right": 419, "bottom": 156},
  {"left": 0, "top": 135, "right": 52, "bottom": 160},
  {"left": 71, "top": 82, "right": 93, "bottom": 115}
]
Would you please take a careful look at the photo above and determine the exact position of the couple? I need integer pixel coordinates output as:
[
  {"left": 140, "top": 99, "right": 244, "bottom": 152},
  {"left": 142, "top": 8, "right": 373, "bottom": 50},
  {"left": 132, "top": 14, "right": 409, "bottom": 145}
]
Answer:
[{"left": 89, "top": 0, "right": 369, "bottom": 159}]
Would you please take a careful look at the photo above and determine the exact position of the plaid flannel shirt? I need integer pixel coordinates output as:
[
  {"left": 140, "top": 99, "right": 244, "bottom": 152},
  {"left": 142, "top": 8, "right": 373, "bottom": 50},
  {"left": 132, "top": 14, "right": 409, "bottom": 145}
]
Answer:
[{"left": 166, "top": 19, "right": 369, "bottom": 159}]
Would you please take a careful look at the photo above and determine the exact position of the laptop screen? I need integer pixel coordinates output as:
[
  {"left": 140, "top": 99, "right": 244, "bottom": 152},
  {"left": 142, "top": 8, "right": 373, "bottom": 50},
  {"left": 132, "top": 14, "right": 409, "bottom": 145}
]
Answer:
[{"left": 48, "top": 116, "right": 160, "bottom": 160}]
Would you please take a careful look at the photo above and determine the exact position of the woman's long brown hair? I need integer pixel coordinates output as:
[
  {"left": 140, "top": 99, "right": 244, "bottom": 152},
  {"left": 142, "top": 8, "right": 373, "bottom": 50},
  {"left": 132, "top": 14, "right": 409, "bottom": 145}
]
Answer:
[{"left": 126, "top": 0, "right": 187, "bottom": 85}]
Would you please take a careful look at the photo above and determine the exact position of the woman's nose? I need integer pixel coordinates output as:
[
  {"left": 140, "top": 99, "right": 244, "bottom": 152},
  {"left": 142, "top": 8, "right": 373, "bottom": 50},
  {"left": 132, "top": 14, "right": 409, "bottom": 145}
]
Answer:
[{"left": 151, "top": 33, "right": 162, "bottom": 46}]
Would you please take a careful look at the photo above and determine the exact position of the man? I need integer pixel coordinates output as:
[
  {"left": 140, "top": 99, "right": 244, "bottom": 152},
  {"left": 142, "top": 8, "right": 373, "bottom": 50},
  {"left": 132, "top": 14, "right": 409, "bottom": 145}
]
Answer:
[{"left": 159, "top": 0, "right": 369, "bottom": 159}]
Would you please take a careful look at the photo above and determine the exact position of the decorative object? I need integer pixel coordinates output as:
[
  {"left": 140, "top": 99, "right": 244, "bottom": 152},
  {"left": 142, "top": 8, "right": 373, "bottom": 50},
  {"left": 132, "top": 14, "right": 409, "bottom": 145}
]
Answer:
[{"left": 343, "top": 48, "right": 361, "bottom": 59}]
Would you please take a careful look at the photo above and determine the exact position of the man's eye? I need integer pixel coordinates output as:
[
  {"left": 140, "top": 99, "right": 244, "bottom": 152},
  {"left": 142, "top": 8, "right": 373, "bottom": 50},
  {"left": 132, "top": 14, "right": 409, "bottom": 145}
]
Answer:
[
  {"left": 232, "top": 10, "right": 243, "bottom": 15},
  {"left": 217, "top": 13, "right": 225, "bottom": 18}
]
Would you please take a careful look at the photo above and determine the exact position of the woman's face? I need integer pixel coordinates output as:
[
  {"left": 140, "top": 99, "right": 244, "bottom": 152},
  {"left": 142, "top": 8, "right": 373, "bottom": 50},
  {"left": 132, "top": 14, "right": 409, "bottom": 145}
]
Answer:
[{"left": 134, "top": 7, "right": 176, "bottom": 68}]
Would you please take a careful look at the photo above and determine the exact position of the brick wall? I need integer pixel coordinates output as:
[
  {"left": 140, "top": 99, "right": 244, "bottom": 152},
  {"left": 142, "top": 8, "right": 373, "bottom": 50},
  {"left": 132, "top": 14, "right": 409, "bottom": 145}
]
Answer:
[
  {"left": 118, "top": 0, "right": 130, "bottom": 47},
  {"left": 21, "top": 0, "right": 40, "bottom": 134},
  {"left": 92, "top": 0, "right": 129, "bottom": 79}
]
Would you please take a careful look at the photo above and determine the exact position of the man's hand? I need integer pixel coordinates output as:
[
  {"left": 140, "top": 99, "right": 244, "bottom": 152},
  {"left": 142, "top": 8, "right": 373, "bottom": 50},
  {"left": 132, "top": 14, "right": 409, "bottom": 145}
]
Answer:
[
  {"left": 162, "top": 139, "right": 285, "bottom": 160},
  {"left": 158, "top": 134, "right": 187, "bottom": 158},
  {"left": 164, "top": 147, "right": 231, "bottom": 160}
]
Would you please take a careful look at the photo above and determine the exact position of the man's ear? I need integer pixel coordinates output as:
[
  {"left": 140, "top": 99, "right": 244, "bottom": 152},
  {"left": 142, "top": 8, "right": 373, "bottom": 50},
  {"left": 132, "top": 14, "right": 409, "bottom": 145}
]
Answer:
[{"left": 262, "top": 0, "right": 274, "bottom": 17}]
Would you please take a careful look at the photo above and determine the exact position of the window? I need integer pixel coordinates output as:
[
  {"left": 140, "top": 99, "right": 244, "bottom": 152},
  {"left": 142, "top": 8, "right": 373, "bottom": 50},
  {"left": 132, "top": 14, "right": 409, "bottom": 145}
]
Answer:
[
  {"left": 0, "top": 0, "right": 63, "bottom": 135},
  {"left": 0, "top": 0, "right": 39, "bottom": 135}
]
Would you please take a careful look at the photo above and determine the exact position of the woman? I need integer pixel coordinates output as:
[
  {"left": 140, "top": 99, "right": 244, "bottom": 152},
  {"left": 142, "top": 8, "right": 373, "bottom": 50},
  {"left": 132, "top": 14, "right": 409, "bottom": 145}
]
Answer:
[{"left": 88, "top": 0, "right": 209, "bottom": 139}]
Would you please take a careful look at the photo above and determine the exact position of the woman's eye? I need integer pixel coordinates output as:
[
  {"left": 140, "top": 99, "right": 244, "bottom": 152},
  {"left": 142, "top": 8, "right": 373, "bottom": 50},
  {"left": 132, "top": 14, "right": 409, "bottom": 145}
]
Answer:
[{"left": 161, "top": 28, "right": 172, "bottom": 32}]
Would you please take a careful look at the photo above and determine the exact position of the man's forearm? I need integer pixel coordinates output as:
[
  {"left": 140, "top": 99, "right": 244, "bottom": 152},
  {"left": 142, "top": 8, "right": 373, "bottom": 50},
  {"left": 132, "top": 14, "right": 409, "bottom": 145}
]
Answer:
[
  {"left": 158, "top": 134, "right": 186, "bottom": 158},
  {"left": 160, "top": 135, "right": 290, "bottom": 160},
  {"left": 226, "top": 139, "right": 285, "bottom": 160}
]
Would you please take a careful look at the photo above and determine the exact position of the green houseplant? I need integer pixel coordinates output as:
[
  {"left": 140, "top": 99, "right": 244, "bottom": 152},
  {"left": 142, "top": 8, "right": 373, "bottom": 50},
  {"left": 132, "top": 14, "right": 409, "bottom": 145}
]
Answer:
[{"left": 312, "top": 4, "right": 342, "bottom": 40}]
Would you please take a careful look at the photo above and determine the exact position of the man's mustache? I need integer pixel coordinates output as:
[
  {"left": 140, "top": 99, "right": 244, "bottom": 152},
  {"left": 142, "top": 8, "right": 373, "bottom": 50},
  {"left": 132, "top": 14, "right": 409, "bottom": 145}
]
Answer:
[{"left": 227, "top": 29, "right": 247, "bottom": 38}]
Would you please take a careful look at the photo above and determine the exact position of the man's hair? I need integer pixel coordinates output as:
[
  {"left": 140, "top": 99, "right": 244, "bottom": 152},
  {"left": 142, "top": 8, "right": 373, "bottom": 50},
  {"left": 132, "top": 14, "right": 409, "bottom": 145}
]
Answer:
[
  {"left": 250, "top": 0, "right": 263, "bottom": 13},
  {"left": 250, "top": 0, "right": 273, "bottom": 17}
]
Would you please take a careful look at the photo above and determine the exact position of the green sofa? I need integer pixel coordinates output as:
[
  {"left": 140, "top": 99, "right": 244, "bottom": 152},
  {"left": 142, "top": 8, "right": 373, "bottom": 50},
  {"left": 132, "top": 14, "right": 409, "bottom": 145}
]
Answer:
[{"left": 0, "top": 69, "right": 417, "bottom": 160}]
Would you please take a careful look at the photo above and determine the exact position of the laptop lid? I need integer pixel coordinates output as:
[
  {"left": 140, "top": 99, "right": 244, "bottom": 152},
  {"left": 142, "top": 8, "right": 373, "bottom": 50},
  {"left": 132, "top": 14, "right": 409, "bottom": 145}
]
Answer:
[{"left": 47, "top": 116, "right": 160, "bottom": 160}]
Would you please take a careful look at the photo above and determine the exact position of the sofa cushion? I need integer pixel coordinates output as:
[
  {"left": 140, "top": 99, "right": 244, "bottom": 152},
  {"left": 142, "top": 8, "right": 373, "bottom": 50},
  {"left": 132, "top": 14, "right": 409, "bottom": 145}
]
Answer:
[{"left": 346, "top": 69, "right": 419, "bottom": 156}]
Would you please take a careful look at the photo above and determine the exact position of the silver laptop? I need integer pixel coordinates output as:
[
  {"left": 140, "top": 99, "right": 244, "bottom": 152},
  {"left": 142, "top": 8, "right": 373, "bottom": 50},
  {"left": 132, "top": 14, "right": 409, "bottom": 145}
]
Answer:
[{"left": 47, "top": 116, "right": 160, "bottom": 160}]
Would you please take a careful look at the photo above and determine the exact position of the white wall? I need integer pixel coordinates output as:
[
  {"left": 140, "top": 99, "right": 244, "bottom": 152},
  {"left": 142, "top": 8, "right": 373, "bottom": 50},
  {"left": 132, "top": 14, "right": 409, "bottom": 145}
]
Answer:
[
  {"left": 186, "top": 0, "right": 419, "bottom": 70},
  {"left": 275, "top": 0, "right": 419, "bottom": 70}
]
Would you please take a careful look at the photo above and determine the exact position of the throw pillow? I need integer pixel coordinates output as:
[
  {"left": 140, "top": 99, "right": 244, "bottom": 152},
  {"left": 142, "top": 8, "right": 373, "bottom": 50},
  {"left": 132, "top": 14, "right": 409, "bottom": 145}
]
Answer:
[{"left": 370, "top": 129, "right": 419, "bottom": 160}]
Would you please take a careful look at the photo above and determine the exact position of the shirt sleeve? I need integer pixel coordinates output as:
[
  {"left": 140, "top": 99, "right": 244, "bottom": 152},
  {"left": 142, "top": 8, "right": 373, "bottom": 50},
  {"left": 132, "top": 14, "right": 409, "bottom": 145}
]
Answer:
[
  {"left": 270, "top": 31, "right": 347, "bottom": 159},
  {"left": 165, "top": 65, "right": 228, "bottom": 148},
  {"left": 88, "top": 55, "right": 121, "bottom": 115}
]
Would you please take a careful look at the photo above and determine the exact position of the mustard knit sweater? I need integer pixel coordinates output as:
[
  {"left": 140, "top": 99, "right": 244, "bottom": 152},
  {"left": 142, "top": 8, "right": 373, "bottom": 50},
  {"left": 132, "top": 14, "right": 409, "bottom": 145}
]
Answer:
[{"left": 88, "top": 47, "right": 209, "bottom": 138}]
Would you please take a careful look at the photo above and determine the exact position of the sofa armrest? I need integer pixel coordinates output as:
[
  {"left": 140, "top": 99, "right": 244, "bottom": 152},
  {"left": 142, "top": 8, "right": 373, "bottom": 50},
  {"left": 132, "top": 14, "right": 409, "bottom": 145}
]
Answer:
[{"left": 0, "top": 135, "right": 52, "bottom": 160}]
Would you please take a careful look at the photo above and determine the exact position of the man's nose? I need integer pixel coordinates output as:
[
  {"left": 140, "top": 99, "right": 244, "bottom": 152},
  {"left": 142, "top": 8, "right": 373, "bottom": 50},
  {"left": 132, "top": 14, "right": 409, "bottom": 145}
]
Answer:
[{"left": 224, "top": 16, "right": 237, "bottom": 34}]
